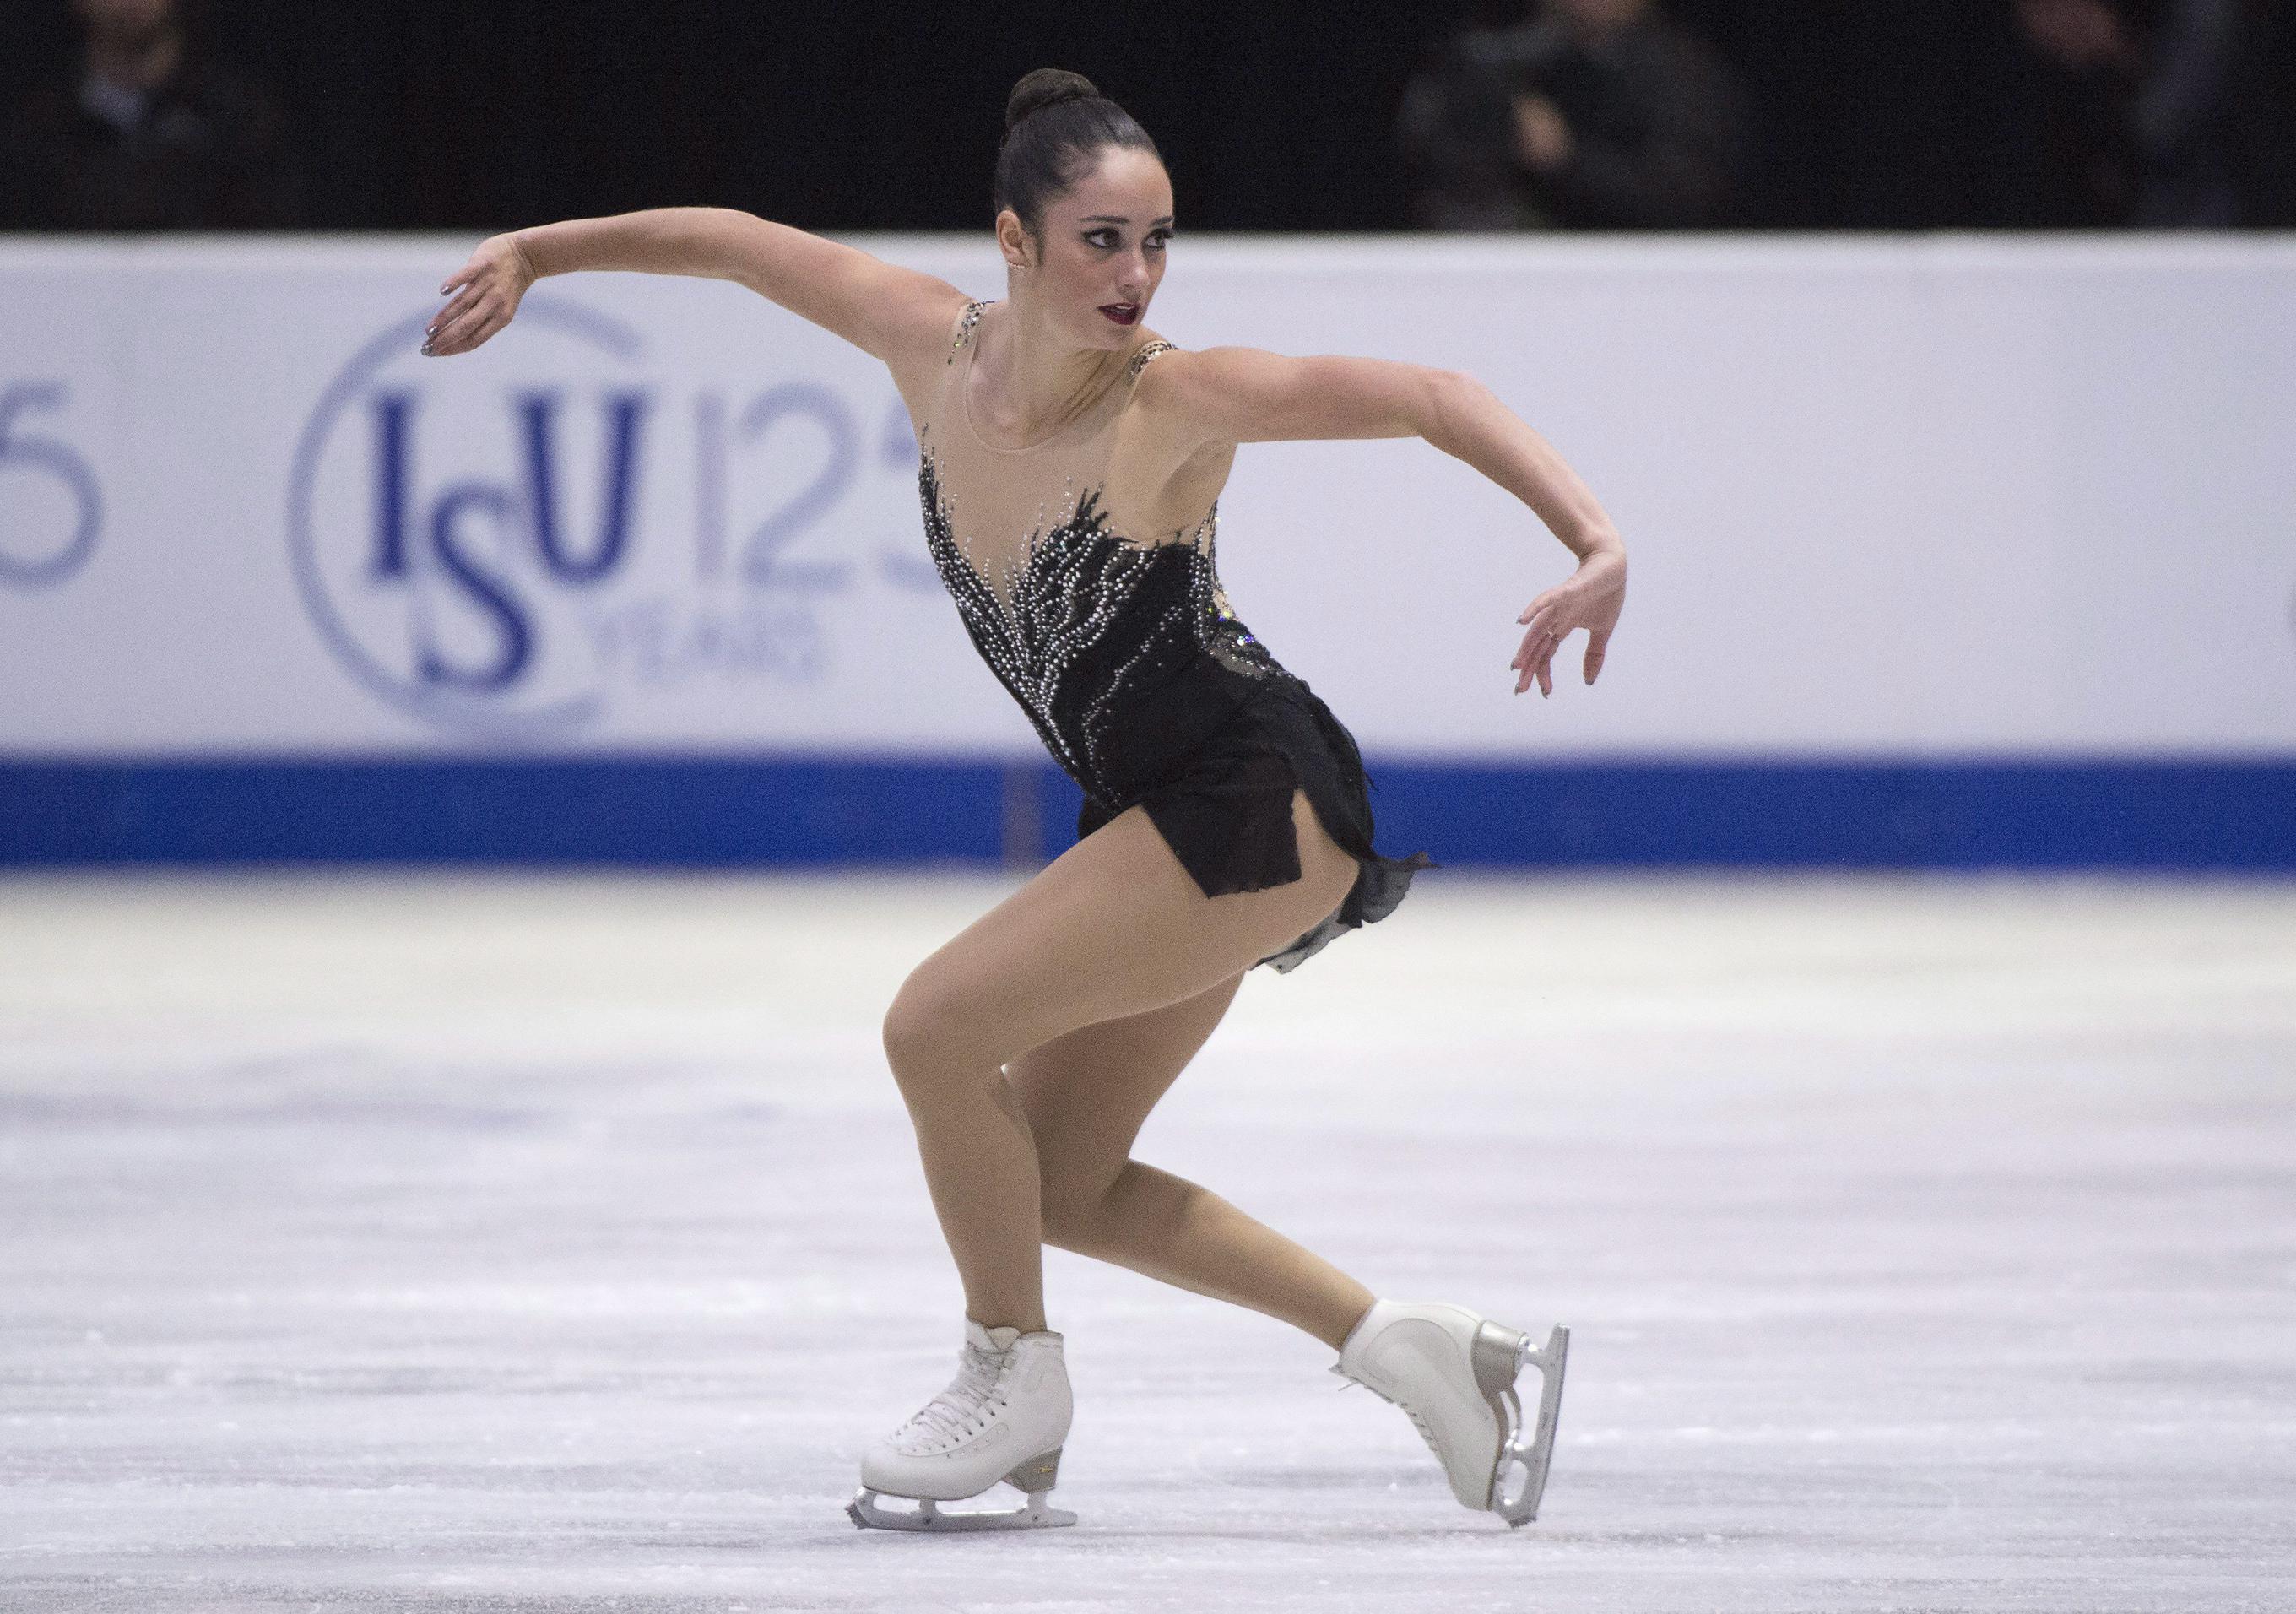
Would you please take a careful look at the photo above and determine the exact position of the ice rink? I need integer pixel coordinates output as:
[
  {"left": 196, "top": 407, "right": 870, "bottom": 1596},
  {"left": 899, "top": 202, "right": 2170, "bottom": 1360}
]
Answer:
[{"left": 3, "top": 869, "right": 2290, "bottom": 1612}]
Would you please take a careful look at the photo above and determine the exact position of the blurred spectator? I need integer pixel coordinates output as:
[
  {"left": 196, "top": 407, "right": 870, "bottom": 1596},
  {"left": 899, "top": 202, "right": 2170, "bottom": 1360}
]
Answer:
[
  {"left": 2234, "top": 0, "right": 2296, "bottom": 225},
  {"left": 0, "top": 0, "right": 302, "bottom": 230},
  {"left": 1397, "top": 0, "right": 1746, "bottom": 230},
  {"left": 2016, "top": 0, "right": 2253, "bottom": 225}
]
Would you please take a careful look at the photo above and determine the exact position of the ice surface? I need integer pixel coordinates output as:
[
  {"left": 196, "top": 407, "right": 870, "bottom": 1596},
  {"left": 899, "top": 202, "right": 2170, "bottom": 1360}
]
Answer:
[{"left": 2, "top": 869, "right": 2292, "bottom": 1611}]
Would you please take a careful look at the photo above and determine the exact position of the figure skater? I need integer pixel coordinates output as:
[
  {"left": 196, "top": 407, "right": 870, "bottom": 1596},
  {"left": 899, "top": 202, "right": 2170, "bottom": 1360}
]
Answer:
[{"left": 425, "top": 66, "right": 1627, "bottom": 1532}]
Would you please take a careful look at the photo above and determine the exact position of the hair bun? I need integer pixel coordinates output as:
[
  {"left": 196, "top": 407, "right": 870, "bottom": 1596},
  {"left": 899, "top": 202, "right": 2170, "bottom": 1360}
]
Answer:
[{"left": 1004, "top": 68, "right": 1101, "bottom": 135}]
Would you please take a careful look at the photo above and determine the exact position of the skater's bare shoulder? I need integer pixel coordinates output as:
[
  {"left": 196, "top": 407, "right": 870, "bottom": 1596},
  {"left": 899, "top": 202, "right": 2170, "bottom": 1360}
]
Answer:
[{"left": 1130, "top": 344, "right": 1455, "bottom": 448}]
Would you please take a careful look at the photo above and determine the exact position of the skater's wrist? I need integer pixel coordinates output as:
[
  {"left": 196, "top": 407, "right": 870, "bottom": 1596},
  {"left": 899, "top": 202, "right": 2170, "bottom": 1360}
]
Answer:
[{"left": 1562, "top": 526, "right": 1626, "bottom": 565}]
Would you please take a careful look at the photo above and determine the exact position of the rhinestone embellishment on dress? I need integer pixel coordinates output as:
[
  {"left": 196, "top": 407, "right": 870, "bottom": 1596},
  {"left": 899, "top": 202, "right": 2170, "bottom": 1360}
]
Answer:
[
  {"left": 919, "top": 300, "right": 1292, "bottom": 803},
  {"left": 918, "top": 437, "right": 1281, "bottom": 799},
  {"left": 947, "top": 298, "right": 988, "bottom": 364}
]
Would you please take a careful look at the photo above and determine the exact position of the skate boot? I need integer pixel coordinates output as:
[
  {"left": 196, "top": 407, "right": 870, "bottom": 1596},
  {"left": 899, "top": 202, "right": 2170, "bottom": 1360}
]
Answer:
[
  {"left": 1332, "top": 1298, "right": 1568, "bottom": 1526},
  {"left": 847, "top": 1318, "right": 1076, "bottom": 1531}
]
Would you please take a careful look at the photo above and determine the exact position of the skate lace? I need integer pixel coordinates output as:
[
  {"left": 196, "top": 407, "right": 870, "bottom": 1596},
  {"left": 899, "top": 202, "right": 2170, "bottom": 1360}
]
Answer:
[
  {"left": 1331, "top": 1367, "right": 1443, "bottom": 1459},
  {"left": 901, "top": 1340, "right": 1009, "bottom": 1449}
]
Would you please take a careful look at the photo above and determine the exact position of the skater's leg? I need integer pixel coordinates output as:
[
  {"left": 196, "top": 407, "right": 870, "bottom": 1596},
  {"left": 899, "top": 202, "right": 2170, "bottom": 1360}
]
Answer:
[
  {"left": 1010, "top": 975, "right": 1377, "bottom": 1351},
  {"left": 881, "top": 788, "right": 1359, "bottom": 1336}
]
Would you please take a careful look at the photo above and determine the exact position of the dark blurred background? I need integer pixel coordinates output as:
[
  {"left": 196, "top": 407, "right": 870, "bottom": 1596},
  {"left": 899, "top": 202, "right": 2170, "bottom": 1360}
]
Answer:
[{"left": 3, "top": 0, "right": 2292, "bottom": 234}]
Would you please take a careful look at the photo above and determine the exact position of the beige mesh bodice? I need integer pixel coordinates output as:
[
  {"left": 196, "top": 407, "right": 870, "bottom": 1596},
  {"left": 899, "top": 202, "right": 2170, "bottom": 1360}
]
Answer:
[
  {"left": 913, "top": 298, "right": 1297, "bottom": 804},
  {"left": 920, "top": 299, "right": 1208, "bottom": 610}
]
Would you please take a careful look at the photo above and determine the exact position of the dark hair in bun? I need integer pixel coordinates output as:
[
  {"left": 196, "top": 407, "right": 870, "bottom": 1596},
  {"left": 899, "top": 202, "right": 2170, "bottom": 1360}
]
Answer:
[
  {"left": 994, "top": 68, "right": 1163, "bottom": 240},
  {"left": 1004, "top": 67, "right": 1099, "bottom": 134}
]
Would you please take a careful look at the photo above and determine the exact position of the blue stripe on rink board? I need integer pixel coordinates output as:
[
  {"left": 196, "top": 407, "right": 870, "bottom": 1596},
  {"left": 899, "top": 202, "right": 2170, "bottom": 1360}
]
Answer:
[
  {"left": 0, "top": 756, "right": 1012, "bottom": 868},
  {"left": 0, "top": 756, "right": 2291, "bottom": 870},
  {"left": 1355, "top": 758, "right": 2296, "bottom": 871}
]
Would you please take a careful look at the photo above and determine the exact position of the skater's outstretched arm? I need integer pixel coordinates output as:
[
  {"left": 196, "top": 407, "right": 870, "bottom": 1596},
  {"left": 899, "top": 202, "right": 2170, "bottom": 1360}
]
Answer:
[
  {"left": 423, "top": 206, "right": 967, "bottom": 366},
  {"left": 1138, "top": 346, "right": 1627, "bottom": 697}
]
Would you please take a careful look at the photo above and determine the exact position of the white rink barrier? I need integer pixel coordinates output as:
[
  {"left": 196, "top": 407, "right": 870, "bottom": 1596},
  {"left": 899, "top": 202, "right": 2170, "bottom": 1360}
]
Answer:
[
  {"left": 3, "top": 233, "right": 2292, "bottom": 761},
  {"left": 2, "top": 236, "right": 2292, "bottom": 869}
]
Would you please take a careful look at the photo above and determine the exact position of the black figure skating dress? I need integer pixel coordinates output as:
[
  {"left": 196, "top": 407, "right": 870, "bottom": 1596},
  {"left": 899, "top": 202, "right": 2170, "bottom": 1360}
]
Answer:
[{"left": 917, "top": 300, "right": 1436, "bottom": 972}]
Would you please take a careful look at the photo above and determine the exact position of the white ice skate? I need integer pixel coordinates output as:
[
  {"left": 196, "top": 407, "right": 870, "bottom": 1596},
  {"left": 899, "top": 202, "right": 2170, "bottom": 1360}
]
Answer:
[
  {"left": 847, "top": 1318, "right": 1076, "bottom": 1531},
  {"left": 1331, "top": 1298, "right": 1569, "bottom": 1527}
]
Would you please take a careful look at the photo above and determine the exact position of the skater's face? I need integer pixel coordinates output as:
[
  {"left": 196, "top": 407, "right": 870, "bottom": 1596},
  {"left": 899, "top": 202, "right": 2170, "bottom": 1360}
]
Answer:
[{"left": 998, "top": 146, "right": 1173, "bottom": 352}]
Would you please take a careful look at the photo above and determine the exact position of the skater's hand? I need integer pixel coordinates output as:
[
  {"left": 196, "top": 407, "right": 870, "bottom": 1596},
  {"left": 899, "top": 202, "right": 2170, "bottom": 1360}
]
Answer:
[
  {"left": 424, "top": 234, "right": 536, "bottom": 358},
  {"left": 1511, "top": 544, "right": 1624, "bottom": 698}
]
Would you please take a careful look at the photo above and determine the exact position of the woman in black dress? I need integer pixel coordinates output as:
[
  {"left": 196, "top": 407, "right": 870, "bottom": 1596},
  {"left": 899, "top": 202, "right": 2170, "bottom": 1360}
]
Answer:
[{"left": 427, "top": 67, "right": 1627, "bottom": 1533}]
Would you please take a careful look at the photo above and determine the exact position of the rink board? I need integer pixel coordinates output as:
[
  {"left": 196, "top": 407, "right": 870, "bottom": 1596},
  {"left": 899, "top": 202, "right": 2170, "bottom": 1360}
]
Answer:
[{"left": 3, "top": 235, "right": 2292, "bottom": 865}]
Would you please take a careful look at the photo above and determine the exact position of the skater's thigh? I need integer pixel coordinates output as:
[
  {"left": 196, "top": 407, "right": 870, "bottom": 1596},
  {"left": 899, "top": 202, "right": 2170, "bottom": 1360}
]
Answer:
[{"left": 885, "top": 788, "right": 1354, "bottom": 1070}]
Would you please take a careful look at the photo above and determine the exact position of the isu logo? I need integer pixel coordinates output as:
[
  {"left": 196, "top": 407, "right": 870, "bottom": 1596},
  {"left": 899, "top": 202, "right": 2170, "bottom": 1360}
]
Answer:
[
  {"left": 290, "top": 301, "right": 925, "bottom": 736},
  {"left": 289, "top": 301, "right": 653, "bottom": 734}
]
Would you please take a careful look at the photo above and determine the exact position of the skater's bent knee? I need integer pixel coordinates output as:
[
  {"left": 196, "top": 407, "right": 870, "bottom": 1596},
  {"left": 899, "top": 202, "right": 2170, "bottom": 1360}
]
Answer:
[
  {"left": 881, "top": 980, "right": 1005, "bottom": 1086},
  {"left": 1037, "top": 1167, "right": 1121, "bottom": 1250},
  {"left": 881, "top": 1002, "right": 955, "bottom": 1081}
]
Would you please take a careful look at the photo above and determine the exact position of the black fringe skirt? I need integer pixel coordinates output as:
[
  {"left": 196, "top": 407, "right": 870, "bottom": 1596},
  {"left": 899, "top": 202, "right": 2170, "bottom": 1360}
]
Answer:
[{"left": 1075, "top": 680, "right": 1439, "bottom": 973}]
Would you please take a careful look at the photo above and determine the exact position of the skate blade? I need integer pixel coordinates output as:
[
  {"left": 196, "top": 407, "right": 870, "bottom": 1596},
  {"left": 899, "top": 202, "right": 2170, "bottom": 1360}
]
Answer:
[
  {"left": 1486, "top": 1324, "right": 1568, "bottom": 1528},
  {"left": 847, "top": 1479, "right": 1077, "bottom": 1532},
  {"left": 853, "top": 1450, "right": 1074, "bottom": 1542}
]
